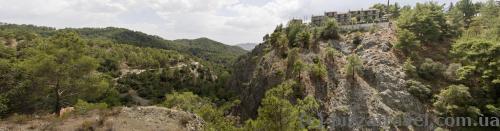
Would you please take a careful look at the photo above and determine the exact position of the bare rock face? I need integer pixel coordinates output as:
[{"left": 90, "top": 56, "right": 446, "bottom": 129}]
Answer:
[
  {"left": 0, "top": 106, "right": 205, "bottom": 131},
  {"left": 229, "top": 28, "right": 430, "bottom": 130}
]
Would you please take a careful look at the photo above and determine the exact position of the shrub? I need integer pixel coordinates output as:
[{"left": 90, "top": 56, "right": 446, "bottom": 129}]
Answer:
[
  {"left": 396, "top": 2, "right": 448, "bottom": 43},
  {"left": 444, "top": 63, "right": 461, "bottom": 81},
  {"left": 352, "top": 32, "right": 363, "bottom": 46},
  {"left": 311, "top": 62, "right": 327, "bottom": 78},
  {"left": 74, "top": 99, "right": 108, "bottom": 114},
  {"left": 0, "top": 95, "right": 8, "bottom": 116},
  {"left": 320, "top": 18, "right": 340, "bottom": 40},
  {"left": 345, "top": 54, "right": 363, "bottom": 78},
  {"left": 395, "top": 29, "right": 419, "bottom": 54},
  {"left": 406, "top": 80, "right": 431, "bottom": 102},
  {"left": 160, "top": 92, "right": 209, "bottom": 112},
  {"left": 403, "top": 58, "right": 417, "bottom": 78},
  {"left": 417, "top": 58, "right": 445, "bottom": 80},
  {"left": 433, "top": 84, "right": 479, "bottom": 117}
]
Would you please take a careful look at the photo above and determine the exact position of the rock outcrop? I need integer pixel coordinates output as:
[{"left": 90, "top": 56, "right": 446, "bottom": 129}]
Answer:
[
  {"left": 0, "top": 106, "right": 205, "bottom": 131},
  {"left": 229, "top": 28, "right": 430, "bottom": 130}
]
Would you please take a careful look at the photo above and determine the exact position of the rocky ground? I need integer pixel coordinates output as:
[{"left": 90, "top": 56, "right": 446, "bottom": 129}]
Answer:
[
  {"left": 0, "top": 106, "right": 204, "bottom": 131},
  {"left": 229, "top": 27, "right": 431, "bottom": 130}
]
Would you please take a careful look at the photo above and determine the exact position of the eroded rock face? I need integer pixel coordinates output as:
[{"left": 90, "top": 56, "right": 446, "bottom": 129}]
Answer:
[{"left": 229, "top": 28, "right": 429, "bottom": 130}]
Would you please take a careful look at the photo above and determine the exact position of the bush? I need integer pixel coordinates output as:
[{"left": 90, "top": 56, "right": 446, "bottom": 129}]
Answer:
[
  {"left": 395, "top": 29, "right": 419, "bottom": 54},
  {"left": 417, "top": 58, "right": 445, "bottom": 80},
  {"left": 160, "top": 92, "right": 209, "bottom": 112},
  {"left": 403, "top": 58, "right": 417, "bottom": 78},
  {"left": 0, "top": 95, "right": 8, "bottom": 116},
  {"left": 311, "top": 62, "right": 327, "bottom": 79},
  {"left": 320, "top": 18, "right": 340, "bottom": 40},
  {"left": 433, "top": 85, "right": 480, "bottom": 117},
  {"left": 396, "top": 2, "right": 449, "bottom": 43},
  {"left": 406, "top": 80, "right": 431, "bottom": 102},
  {"left": 444, "top": 63, "right": 461, "bottom": 81},
  {"left": 74, "top": 99, "right": 108, "bottom": 114},
  {"left": 352, "top": 32, "right": 363, "bottom": 46}
]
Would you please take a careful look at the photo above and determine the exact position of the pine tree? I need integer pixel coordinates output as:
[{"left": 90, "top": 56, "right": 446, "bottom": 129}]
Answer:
[
  {"left": 345, "top": 54, "right": 363, "bottom": 82},
  {"left": 20, "top": 32, "right": 108, "bottom": 115}
]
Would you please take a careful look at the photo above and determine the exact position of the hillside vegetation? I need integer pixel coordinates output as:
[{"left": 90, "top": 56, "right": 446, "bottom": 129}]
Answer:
[{"left": 0, "top": 24, "right": 247, "bottom": 67}]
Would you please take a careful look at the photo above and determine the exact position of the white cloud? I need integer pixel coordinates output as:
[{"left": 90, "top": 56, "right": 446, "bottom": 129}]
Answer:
[{"left": 0, "top": 0, "right": 469, "bottom": 45}]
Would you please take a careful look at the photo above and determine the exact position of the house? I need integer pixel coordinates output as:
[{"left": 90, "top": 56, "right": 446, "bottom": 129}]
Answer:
[{"left": 311, "top": 8, "right": 382, "bottom": 26}]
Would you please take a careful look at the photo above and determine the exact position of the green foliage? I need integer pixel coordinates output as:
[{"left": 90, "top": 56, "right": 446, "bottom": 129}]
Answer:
[
  {"left": 455, "top": 0, "right": 478, "bottom": 27},
  {"left": 244, "top": 80, "right": 321, "bottom": 130},
  {"left": 345, "top": 54, "right": 363, "bottom": 78},
  {"left": 286, "top": 21, "right": 307, "bottom": 47},
  {"left": 161, "top": 92, "right": 209, "bottom": 112},
  {"left": 320, "top": 18, "right": 340, "bottom": 40},
  {"left": 311, "top": 62, "right": 327, "bottom": 79},
  {"left": 295, "top": 30, "right": 313, "bottom": 49},
  {"left": 406, "top": 80, "right": 431, "bottom": 102},
  {"left": 397, "top": 2, "right": 449, "bottom": 43},
  {"left": 297, "top": 96, "right": 323, "bottom": 130},
  {"left": 444, "top": 63, "right": 462, "bottom": 81},
  {"left": 371, "top": 3, "right": 401, "bottom": 18},
  {"left": 0, "top": 24, "right": 236, "bottom": 116},
  {"left": 292, "top": 59, "right": 305, "bottom": 78},
  {"left": 486, "top": 104, "right": 500, "bottom": 117},
  {"left": 326, "top": 47, "right": 341, "bottom": 61},
  {"left": 403, "top": 58, "right": 417, "bottom": 78},
  {"left": 451, "top": 38, "right": 499, "bottom": 87},
  {"left": 395, "top": 29, "right": 419, "bottom": 54},
  {"left": 18, "top": 31, "right": 110, "bottom": 113},
  {"left": 447, "top": 3, "right": 466, "bottom": 37},
  {"left": 433, "top": 85, "right": 480, "bottom": 117},
  {"left": 74, "top": 99, "right": 108, "bottom": 114},
  {"left": 160, "top": 92, "right": 238, "bottom": 131},
  {"left": 417, "top": 58, "right": 445, "bottom": 80},
  {"left": 269, "top": 31, "right": 289, "bottom": 56},
  {"left": 0, "top": 95, "right": 8, "bottom": 116}
]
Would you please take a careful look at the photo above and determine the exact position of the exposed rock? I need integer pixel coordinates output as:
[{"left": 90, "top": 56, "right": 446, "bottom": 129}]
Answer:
[
  {"left": 0, "top": 106, "right": 205, "bottom": 131},
  {"left": 229, "top": 28, "right": 430, "bottom": 130}
]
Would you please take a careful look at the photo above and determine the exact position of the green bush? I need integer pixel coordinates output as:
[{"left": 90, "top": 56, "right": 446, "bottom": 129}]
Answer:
[
  {"left": 160, "top": 92, "right": 209, "bottom": 112},
  {"left": 433, "top": 85, "right": 480, "bottom": 117},
  {"left": 396, "top": 2, "right": 449, "bottom": 43},
  {"left": 74, "top": 99, "right": 108, "bottom": 114},
  {"left": 311, "top": 62, "right": 327, "bottom": 78},
  {"left": 403, "top": 58, "right": 417, "bottom": 78},
  {"left": 395, "top": 29, "right": 419, "bottom": 54},
  {"left": 417, "top": 58, "right": 445, "bottom": 80},
  {"left": 320, "top": 18, "right": 340, "bottom": 40},
  {"left": 0, "top": 95, "right": 8, "bottom": 116},
  {"left": 406, "top": 80, "right": 431, "bottom": 102}
]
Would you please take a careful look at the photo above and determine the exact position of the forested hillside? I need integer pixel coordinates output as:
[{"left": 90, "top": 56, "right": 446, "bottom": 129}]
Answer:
[{"left": 0, "top": 24, "right": 247, "bottom": 67}]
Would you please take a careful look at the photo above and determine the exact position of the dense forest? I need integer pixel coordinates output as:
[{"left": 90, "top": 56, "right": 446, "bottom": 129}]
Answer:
[{"left": 0, "top": 0, "right": 499, "bottom": 130}]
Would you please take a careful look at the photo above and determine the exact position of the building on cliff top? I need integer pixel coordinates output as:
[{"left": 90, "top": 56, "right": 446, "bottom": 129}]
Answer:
[{"left": 311, "top": 9, "right": 383, "bottom": 26}]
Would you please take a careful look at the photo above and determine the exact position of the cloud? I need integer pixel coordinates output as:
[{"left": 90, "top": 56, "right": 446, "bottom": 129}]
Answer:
[{"left": 0, "top": 0, "right": 468, "bottom": 45}]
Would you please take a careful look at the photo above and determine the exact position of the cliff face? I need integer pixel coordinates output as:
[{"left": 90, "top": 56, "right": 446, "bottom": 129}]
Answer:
[{"left": 229, "top": 28, "right": 429, "bottom": 130}]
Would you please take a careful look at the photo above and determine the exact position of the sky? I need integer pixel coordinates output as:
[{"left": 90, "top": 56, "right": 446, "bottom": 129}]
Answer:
[{"left": 0, "top": 0, "right": 479, "bottom": 45}]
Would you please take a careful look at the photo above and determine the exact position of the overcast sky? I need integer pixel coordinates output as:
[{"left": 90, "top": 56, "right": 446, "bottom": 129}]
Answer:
[{"left": 0, "top": 0, "right": 480, "bottom": 45}]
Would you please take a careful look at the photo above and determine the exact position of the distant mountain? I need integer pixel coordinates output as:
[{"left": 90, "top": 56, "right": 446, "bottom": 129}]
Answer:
[
  {"left": 235, "top": 43, "right": 258, "bottom": 51},
  {"left": 0, "top": 24, "right": 246, "bottom": 67},
  {"left": 61, "top": 27, "right": 248, "bottom": 66}
]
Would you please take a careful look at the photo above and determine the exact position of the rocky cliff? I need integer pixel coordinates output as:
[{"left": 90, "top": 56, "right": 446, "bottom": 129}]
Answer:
[{"left": 229, "top": 27, "right": 430, "bottom": 130}]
